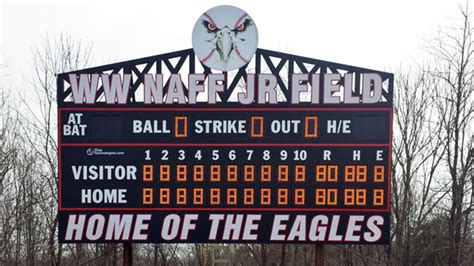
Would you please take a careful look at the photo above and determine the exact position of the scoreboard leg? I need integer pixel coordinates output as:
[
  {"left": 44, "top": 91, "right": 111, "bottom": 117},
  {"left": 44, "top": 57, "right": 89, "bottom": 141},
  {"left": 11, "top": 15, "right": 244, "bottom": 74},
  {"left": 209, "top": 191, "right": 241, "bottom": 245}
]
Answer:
[
  {"left": 123, "top": 243, "right": 133, "bottom": 266},
  {"left": 315, "top": 244, "right": 324, "bottom": 266}
]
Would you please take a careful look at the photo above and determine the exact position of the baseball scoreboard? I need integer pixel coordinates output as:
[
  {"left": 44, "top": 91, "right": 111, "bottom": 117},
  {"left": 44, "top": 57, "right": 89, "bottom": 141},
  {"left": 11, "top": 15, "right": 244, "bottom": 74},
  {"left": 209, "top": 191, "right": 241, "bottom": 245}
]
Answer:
[
  {"left": 58, "top": 95, "right": 392, "bottom": 244},
  {"left": 57, "top": 5, "right": 392, "bottom": 245}
]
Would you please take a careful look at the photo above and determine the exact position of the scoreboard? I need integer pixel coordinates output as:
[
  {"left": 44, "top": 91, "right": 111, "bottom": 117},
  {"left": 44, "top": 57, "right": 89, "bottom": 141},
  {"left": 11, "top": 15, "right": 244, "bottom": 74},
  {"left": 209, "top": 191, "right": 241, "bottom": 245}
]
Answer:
[
  {"left": 56, "top": 3, "right": 394, "bottom": 246},
  {"left": 58, "top": 105, "right": 392, "bottom": 244}
]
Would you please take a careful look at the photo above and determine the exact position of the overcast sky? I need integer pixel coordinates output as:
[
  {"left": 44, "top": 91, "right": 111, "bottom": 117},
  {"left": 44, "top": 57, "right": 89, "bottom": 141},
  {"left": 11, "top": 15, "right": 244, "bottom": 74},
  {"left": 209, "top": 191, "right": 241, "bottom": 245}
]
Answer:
[{"left": 0, "top": 0, "right": 467, "bottom": 90}]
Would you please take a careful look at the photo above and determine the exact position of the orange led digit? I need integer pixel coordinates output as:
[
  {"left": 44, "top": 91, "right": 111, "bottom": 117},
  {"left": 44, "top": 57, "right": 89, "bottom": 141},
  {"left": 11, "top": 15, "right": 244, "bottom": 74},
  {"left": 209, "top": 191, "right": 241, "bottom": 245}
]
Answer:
[
  {"left": 159, "top": 188, "right": 170, "bottom": 205},
  {"left": 374, "top": 189, "right": 384, "bottom": 206},
  {"left": 316, "top": 165, "right": 326, "bottom": 182},
  {"left": 278, "top": 188, "right": 288, "bottom": 205},
  {"left": 174, "top": 116, "right": 188, "bottom": 138},
  {"left": 244, "top": 165, "right": 255, "bottom": 181},
  {"left": 315, "top": 189, "right": 326, "bottom": 205},
  {"left": 356, "top": 165, "right": 367, "bottom": 182},
  {"left": 344, "top": 189, "right": 355, "bottom": 205},
  {"left": 194, "top": 165, "right": 204, "bottom": 181},
  {"left": 250, "top": 116, "right": 264, "bottom": 138},
  {"left": 210, "top": 165, "right": 221, "bottom": 181},
  {"left": 304, "top": 116, "right": 318, "bottom": 138},
  {"left": 244, "top": 188, "right": 254, "bottom": 205},
  {"left": 194, "top": 188, "right": 204, "bottom": 205},
  {"left": 143, "top": 165, "right": 153, "bottom": 181},
  {"left": 210, "top": 188, "right": 220, "bottom": 205},
  {"left": 143, "top": 188, "right": 153, "bottom": 205},
  {"left": 278, "top": 165, "right": 289, "bottom": 182},
  {"left": 261, "top": 165, "right": 272, "bottom": 182},
  {"left": 374, "top": 166, "right": 385, "bottom": 182},
  {"left": 328, "top": 165, "right": 338, "bottom": 182},
  {"left": 227, "top": 188, "right": 237, "bottom": 205},
  {"left": 328, "top": 189, "right": 337, "bottom": 205},
  {"left": 160, "top": 165, "right": 171, "bottom": 181},
  {"left": 356, "top": 189, "right": 366, "bottom": 205},
  {"left": 177, "top": 188, "right": 187, "bottom": 204},
  {"left": 344, "top": 165, "right": 355, "bottom": 182},
  {"left": 295, "top": 165, "right": 305, "bottom": 182},
  {"left": 177, "top": 165, "right": 187, "bottom": 181},
  {"left": 261, "top": 188, "right": 271, "bottom": 205},
  {"left": 295, "top": 188, "right": 305, "bottom": 205},
  {"left": 227, "top": 165, "right": 238, "bottom": 181}
]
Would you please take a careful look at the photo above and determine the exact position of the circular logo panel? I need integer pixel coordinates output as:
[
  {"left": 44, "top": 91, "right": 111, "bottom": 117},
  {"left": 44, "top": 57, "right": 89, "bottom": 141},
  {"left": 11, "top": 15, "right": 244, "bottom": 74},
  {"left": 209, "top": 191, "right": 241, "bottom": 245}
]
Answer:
[{"left": 192, "top": 5, "right": 258, "bottom": 71}]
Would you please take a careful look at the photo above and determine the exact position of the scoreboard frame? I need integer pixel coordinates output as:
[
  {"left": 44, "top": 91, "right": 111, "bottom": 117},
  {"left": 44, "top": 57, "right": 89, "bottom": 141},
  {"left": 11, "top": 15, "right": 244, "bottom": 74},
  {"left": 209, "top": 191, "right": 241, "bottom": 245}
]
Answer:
[{"left": 57, "top": 48, "right": 393, "bottom": 244}]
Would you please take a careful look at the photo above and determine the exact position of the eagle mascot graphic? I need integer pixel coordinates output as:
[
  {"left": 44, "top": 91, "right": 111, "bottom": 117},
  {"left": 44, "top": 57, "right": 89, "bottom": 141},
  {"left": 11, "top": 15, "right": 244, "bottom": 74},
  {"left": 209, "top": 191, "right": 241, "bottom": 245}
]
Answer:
[{"left": 192, "top": 5, "right": 259, "bottom": 71}]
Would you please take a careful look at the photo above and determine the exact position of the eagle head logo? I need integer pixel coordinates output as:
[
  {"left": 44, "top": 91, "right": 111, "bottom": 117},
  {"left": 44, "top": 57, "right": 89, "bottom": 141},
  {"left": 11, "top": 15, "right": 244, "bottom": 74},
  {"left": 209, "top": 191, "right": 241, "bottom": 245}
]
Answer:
[{"left": 192, "top": 5, "right": 259, "bottom": 71}]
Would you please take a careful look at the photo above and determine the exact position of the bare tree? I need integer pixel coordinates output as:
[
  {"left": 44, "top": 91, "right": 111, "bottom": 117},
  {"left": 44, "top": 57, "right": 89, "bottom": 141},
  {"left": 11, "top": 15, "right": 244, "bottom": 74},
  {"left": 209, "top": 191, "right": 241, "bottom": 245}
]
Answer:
[
  {"left": 0, "top": 62, "right": 12, "bottom": 195},
  {"left": 391, "top": 67, "right": 446, "bottom": 264},
  {"left": 21, "top": 33, "right": 92, "bottom": 265},
  {"left": 427, "top": 5, "right": 474, "bottom": 265}
]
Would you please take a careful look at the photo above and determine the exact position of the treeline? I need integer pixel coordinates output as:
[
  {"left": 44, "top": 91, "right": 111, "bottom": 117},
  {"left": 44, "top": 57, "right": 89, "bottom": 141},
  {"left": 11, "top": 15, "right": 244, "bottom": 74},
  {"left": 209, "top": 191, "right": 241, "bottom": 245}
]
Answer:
[{"left": 1, "top": 6, "right": 474, "bottom": 266}]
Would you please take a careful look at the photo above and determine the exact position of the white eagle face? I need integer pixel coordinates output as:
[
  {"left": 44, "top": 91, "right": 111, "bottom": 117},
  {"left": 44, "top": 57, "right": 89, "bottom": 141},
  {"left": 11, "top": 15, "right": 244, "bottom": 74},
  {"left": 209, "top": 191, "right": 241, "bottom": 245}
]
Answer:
[{"left": 192, "top": 5, "right": 258, "bottom": 71}]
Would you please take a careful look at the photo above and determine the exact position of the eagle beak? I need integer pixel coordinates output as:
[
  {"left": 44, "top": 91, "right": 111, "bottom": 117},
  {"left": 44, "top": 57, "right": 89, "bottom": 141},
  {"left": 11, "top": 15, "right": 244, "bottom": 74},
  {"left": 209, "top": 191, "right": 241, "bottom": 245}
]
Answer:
[{"left": 216, "top": 28, "right": 234, "bottom": 64}]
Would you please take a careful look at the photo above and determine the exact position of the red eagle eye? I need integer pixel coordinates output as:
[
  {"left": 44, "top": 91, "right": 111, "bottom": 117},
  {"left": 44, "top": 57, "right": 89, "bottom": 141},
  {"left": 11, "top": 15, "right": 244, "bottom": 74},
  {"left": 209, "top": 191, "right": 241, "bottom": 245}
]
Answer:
[
  {"left": 237, "top": 23, "right": 245, "bottom": 31},
  {"left": 208, "top": 22, "right": 216, "bottom": 30}
]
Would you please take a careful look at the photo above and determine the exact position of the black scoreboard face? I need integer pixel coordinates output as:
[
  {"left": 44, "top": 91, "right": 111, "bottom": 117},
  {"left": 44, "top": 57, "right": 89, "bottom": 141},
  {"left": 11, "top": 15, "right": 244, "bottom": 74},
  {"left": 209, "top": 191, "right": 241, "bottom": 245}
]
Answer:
[{"left": 58, "top": 104, "right": 392, "bottom": 244}]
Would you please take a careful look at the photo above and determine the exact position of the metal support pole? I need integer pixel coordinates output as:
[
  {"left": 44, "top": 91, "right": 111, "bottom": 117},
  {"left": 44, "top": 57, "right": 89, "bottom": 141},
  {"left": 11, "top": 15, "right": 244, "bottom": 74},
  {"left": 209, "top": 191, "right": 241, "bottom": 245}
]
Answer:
[
  {"left": 123, "top": 243, "right": 133, "bottom": 266},
  {"left": 314, "top": 244, "right": 324, "bottom": 266}
]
